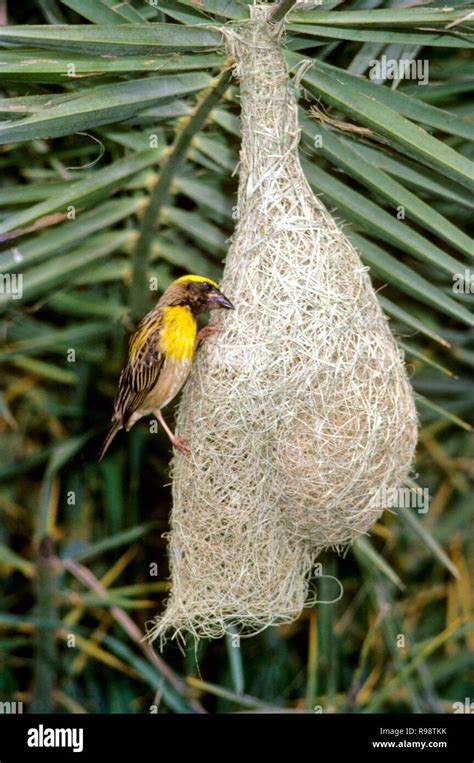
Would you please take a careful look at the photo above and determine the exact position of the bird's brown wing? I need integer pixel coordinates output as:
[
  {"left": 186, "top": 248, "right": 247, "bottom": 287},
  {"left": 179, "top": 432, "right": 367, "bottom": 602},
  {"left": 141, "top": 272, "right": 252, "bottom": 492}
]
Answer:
[{"left": 112, "top": 317, "right": 165, "bottom": 425}]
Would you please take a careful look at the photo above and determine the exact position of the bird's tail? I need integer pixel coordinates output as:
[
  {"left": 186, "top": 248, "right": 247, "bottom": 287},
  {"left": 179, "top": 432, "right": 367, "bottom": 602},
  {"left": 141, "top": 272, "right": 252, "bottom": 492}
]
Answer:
[{"left": 98, "top": 421, "right": 122, "bottom": 461}]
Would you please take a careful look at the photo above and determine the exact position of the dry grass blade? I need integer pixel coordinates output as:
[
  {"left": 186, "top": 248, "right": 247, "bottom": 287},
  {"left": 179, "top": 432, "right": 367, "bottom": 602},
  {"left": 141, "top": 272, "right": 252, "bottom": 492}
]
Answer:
[{"left": 62, "top": 559, "right": 206, "bottom": 713}]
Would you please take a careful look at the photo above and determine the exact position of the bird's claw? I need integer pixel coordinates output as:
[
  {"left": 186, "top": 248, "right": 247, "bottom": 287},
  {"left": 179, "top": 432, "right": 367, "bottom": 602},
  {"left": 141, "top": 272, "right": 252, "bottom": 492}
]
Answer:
[
  {"left": 195, "top": 323, "right": 221, "bottom": 348},
  {"left": 172, "top": 435, "right": 191, "bottom": 455}
]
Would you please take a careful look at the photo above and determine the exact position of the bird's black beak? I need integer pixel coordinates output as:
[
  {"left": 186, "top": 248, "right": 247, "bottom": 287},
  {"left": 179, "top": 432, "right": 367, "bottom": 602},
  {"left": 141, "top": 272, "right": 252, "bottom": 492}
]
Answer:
[{"left": 209, "top": 289, "right": 234, "bottom": 310}]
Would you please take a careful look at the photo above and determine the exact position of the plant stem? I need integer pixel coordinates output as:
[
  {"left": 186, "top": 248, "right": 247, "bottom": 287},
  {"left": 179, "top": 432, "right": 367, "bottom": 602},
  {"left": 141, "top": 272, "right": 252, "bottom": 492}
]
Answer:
[
  {"left": 271, "top": 0, "right": 299, "bottom": 23},
  {"left": 305, "top": 608, "right": 318, "bottom": 710},
  {"left": 31, "top": 535, "right": 57, "bottom": 713},
  {"left": 225, "top": 625, "right": 245, "bottom": 694},
  {"left": 186, "top": 676, "right": 277, "bottom": 711},
  {"left": 318, "top": 556, "right": 338, "bottom": 711},
  {"left": 130, "top": 67, "right": 232, "bottom": 322}
]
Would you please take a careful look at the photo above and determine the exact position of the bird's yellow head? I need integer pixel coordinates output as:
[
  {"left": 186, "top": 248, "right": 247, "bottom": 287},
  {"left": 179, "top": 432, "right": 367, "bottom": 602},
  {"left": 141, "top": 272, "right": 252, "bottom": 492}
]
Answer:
[{"left": 163, "top": 274, "right": 234, "bottom": 317}]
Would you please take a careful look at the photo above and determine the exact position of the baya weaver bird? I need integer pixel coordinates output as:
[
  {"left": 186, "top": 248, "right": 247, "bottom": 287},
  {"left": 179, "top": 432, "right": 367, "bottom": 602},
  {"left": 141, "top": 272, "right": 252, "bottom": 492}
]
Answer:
[{"left": 99, "top": 274, "right": 234, "bottom": 460}]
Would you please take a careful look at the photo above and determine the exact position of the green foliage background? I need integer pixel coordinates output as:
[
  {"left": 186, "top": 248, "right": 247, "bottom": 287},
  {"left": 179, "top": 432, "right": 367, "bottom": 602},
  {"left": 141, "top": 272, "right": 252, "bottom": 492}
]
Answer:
[{"left": 0, "top": 0, "right": 472, "bottom": 713}]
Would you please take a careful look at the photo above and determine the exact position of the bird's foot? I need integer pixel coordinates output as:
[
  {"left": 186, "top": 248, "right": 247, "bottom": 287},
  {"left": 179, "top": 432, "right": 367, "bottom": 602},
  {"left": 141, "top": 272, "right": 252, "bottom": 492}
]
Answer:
[
  {"left": 195, "top": 322, "right": 221, "bottom": 348},
  {"left": 171, "top": 434, "right": 191, "bottom": 455}
]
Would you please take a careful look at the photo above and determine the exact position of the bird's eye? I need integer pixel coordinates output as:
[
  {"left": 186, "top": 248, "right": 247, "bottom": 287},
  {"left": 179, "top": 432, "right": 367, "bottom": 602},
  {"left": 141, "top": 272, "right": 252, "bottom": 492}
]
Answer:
[{"left": 204, "top": 282, "right": 212, "bottom": 291}]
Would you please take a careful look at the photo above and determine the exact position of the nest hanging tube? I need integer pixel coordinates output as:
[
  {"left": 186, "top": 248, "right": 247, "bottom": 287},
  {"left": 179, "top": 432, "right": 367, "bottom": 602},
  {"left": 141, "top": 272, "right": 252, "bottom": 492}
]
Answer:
[{"left": 147, "top": 6, "right": 418, "bottom": 647}]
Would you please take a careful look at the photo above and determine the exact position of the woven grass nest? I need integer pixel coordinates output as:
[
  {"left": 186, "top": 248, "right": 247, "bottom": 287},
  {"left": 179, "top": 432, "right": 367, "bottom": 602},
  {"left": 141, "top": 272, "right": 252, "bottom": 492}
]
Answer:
[{"left": 147, "top": 6, "right": 418, "bottom": 647}]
